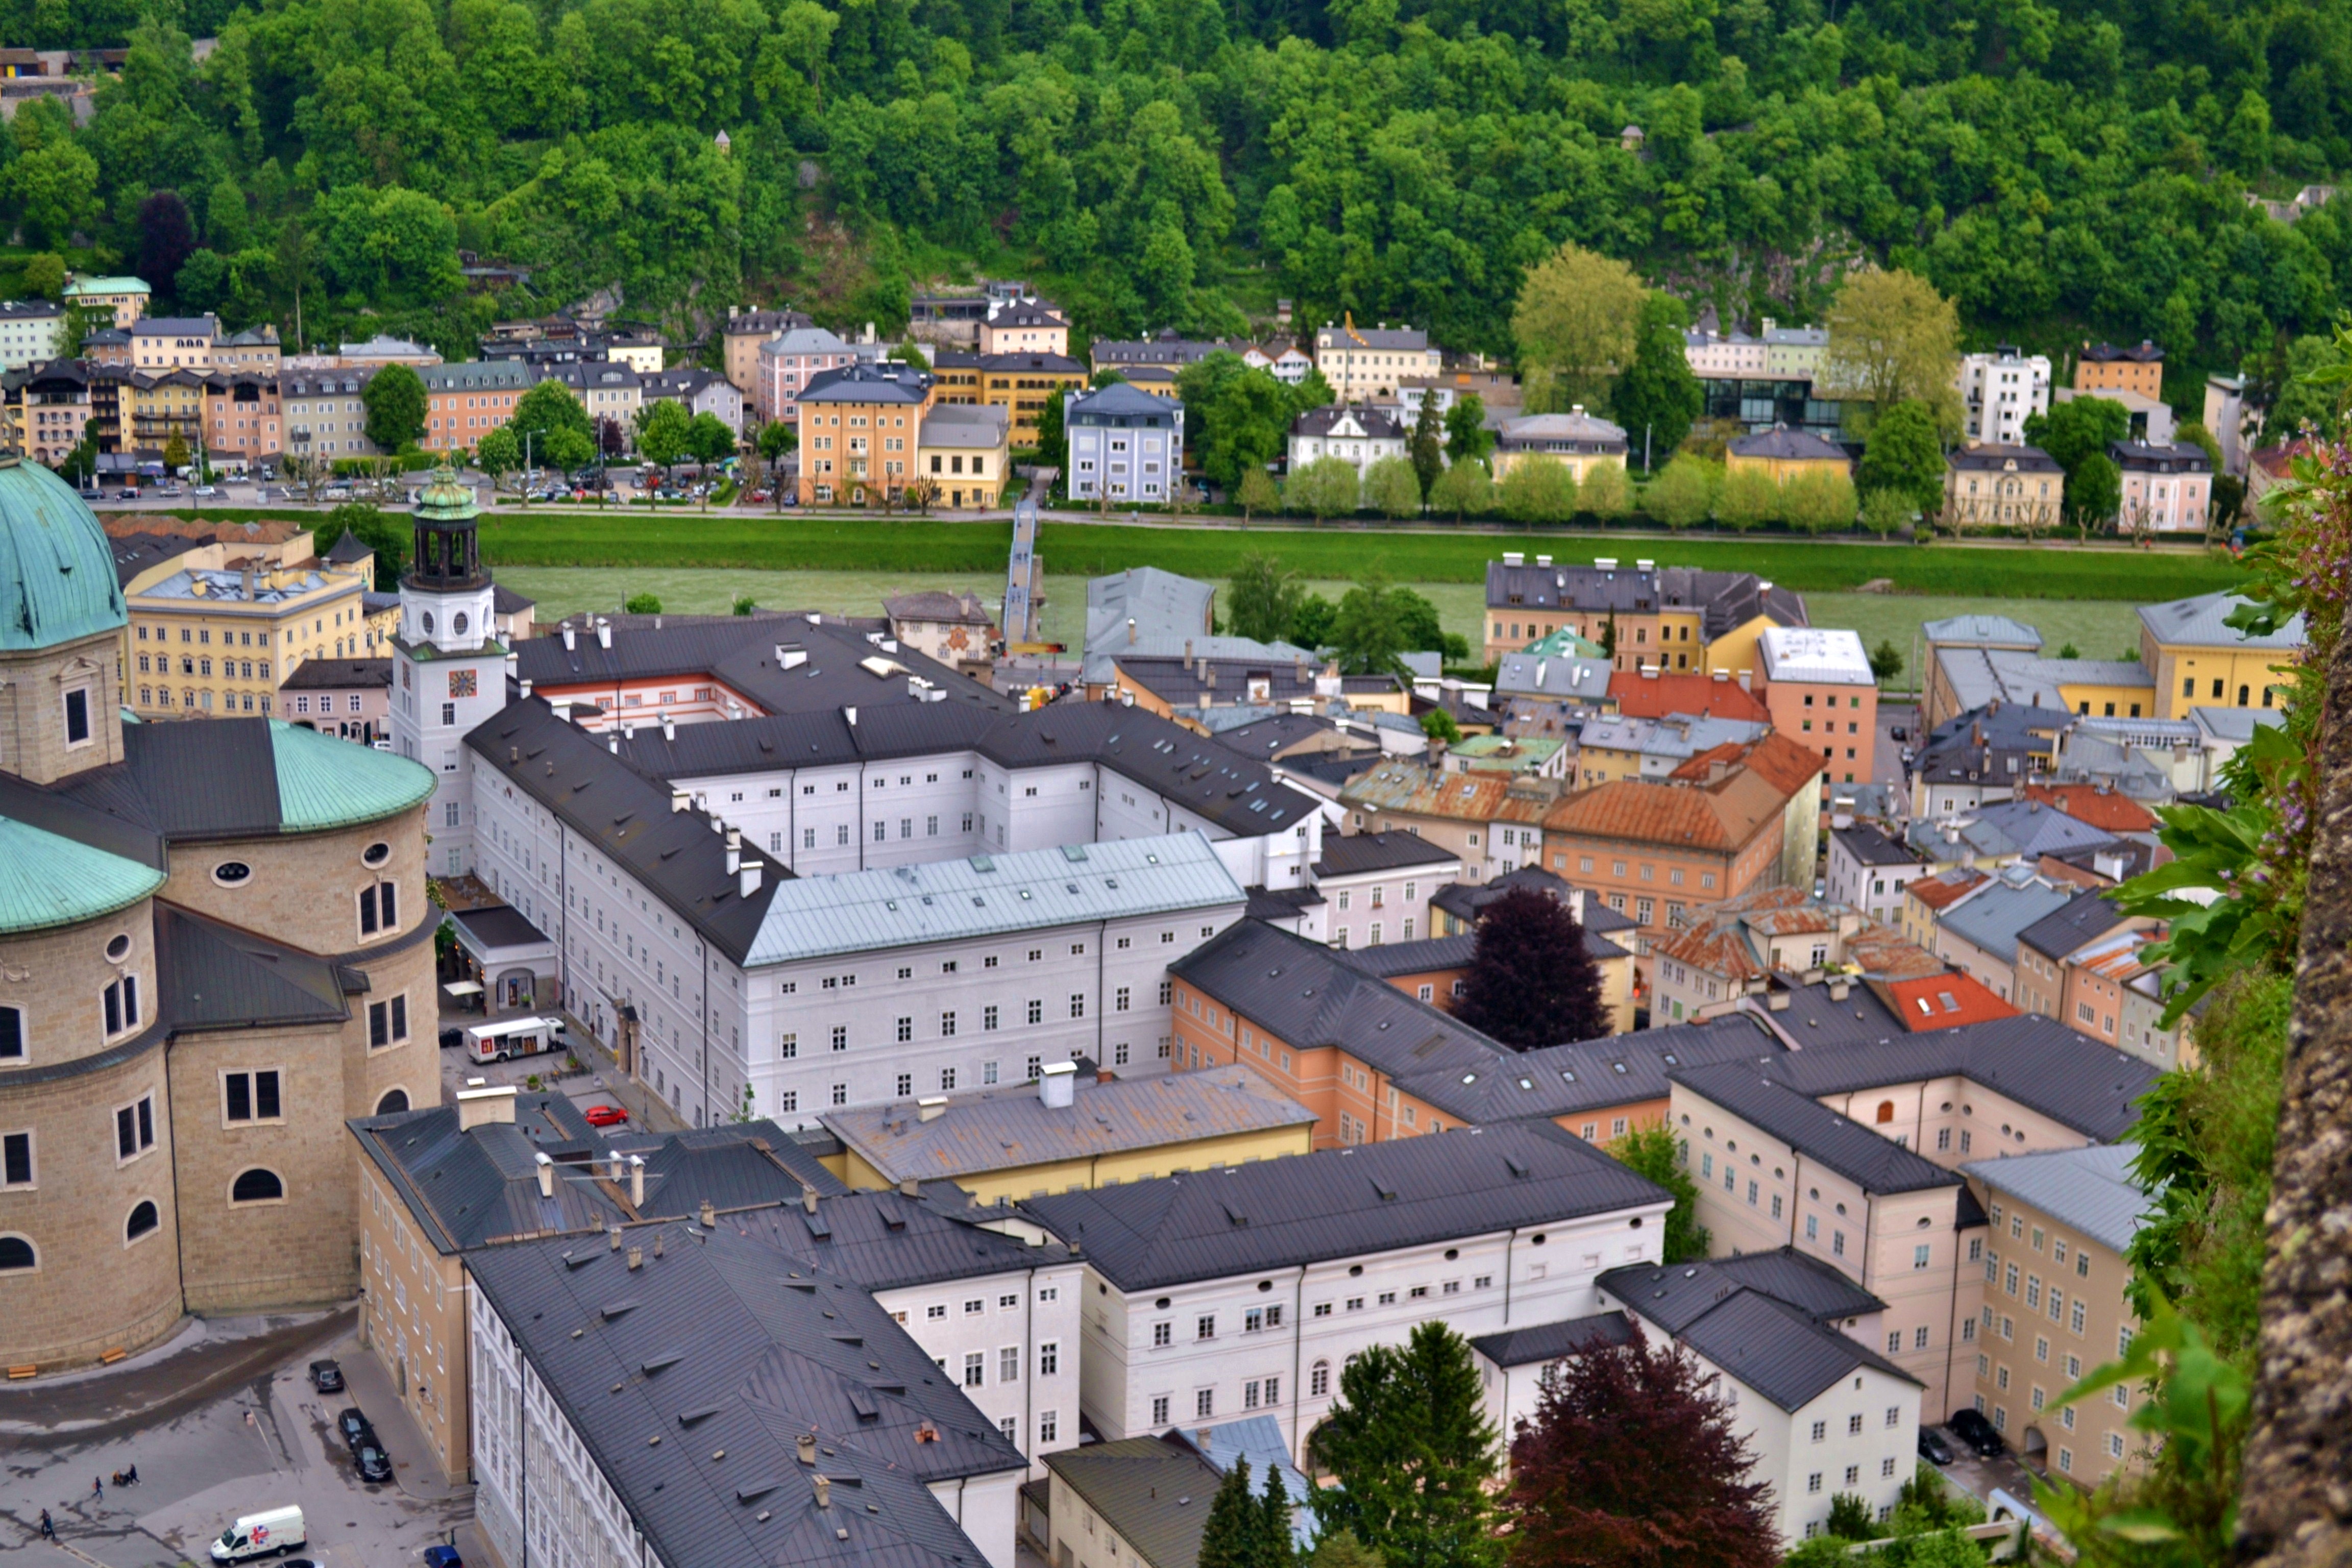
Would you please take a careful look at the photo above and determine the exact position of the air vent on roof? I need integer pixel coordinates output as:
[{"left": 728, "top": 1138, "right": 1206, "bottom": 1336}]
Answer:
[
  {"left": 601, "top": 1299, "right": 640, "bottom": 1320},
  {"left": 641, "top": 1352, "right": 682, "bottom": 1375},
  {"left": 1370, "top": 1178, "right": 1398, "bottom": 1201},
  {"left": 1504, "top": 1155, "right": 1530, "bottom": 1177},
  {"left": 737, "top": 1480, "right": 782, "bottom": 1504},
  {"left": 678, "top": 1406, "right": 723, "bottom": 1427},
  {"left": 847, "top": 1385, "right": 879, "bottom": 1420}
]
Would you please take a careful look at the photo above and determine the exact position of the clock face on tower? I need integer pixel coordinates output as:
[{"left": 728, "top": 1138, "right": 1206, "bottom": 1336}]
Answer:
[{"left": 449, "top": 669, "right": 478, "bottom": 699}]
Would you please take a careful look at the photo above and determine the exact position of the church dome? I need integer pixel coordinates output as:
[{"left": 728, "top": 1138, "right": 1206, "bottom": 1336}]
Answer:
[
  {"left": 413, "top": 464, "right": 482, "bottom": 524},
  {"left": 0, "top": 457, "right": 127, "bottom": 652}
]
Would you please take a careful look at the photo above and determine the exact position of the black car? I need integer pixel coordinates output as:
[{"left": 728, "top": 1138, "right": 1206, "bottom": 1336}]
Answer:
[
  {"left": 355, "top": 1443, "right": 394, "bottom": 1483},
  {"left": 309, "top": 1358, "right": 344, "bottom": 1393},
  {"left": 439, "top": 1026, "right": 464, "bottom": 1049},
  {"left": 336, "top": 1407, "right": 375, "bottom": 1453},
  {"left": 1917, "top": 1427, "right": 1954, "bottom": 1466},
  {"left": 1891, "top": 725, "right": 1908, "bottom": 742},
  {"left": 1946, "top": 1407, "right": 2007, "bottom": 1458}
]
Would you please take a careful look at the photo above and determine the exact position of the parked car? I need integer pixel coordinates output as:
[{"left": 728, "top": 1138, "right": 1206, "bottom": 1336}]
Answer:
[
  {"left": 355, "top": 1444, "right": 394, "bottom": 1484},
  {"left": 582, "top": 1104, "right": 628, "bottom": 1128},
  {"left": 1917, "top": 1427, "right": 1954, "bottom": 1466},
  {"left": 1890, "top": 725, "right": 1908, "bottom": 742},
  {"left": 115, "top": 487, "right": 140, "bottom": 500},
  {"left": 308, "top": 1359, "right": 344, "bottom": 1393},
  {"left": 336, "top": 1408, "right": 375, "bottom": 1453},
  {"left": 438, "top": 1026, "right": 464, "bottom": 1049},
  {"left": 1946, "top": 1407, "right": 2006, "bottom": 1458},
  {"left": 194, "top": 484, "right": 219, "bottom": 497}
]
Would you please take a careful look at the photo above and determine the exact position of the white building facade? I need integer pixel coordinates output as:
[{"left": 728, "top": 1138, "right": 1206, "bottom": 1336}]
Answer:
[
  {"left": 1958, "top": 348, "right": 2052, "bottom": 445},
  {"left": 389, "top": 473, "right": 506, "bottom": 876}
]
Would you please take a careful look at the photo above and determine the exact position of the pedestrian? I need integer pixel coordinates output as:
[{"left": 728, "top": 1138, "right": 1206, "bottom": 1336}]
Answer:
[
  {"left": 91, "top": 1475, "right": 103, "bottom": 1501},
  {"left": 38, "top": 1509, "right": 53, "bottom": 1539}
]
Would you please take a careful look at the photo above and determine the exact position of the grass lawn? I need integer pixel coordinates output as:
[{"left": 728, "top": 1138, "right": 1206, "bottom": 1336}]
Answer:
[{"left": 470, "top": 512, "right": 2248, "bottom": 603}]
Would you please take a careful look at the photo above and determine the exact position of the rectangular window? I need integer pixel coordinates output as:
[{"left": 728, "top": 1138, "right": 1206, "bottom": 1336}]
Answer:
[
  {"left": 1153, "top": 1322, "right": 1172, "bottom": 1347},
  {"left": 964, "top": 1353, "right": 985, "bottom": 1388},
  {"left": 1039, "top": 1341, "right": 1059, "bottom": 1376},
  {"left": 224, "top": 1069, "right": 281, "bottom": 1122},
  {"left": 116, "top": 1095, "right": 155, "bottom": 1161},
  {"left": 1197, "top": 1315, "right": 1215, "bottom": 1341},
  {"left": 367, "top": 995, "right": 409, "bottom": 1048},
  {"left": 63, "top": 688, "right": 90, "bottom": 745},
  {"left": 103, "top": 974, "right": 140, "bottom": 1036},
  {"left": 1000, "top": 1346, "right": 1020, "bottom": 1383},
  {"left": 1, "top": 1131, "right": 30, "bottom": 1187}
]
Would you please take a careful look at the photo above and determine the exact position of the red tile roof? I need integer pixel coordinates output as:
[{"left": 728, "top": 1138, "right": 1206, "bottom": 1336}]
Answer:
[
  {"left": 2019, "top": 783, "right": 2157, "bottom": 835},
  {"left": 1907, "top": 870, "right": 1987, "bottom": 912},
  {"left": 1608, "top": 670, "right": 1770, "bottom": 724},
  {"left": 1547, "top": 731, "right": 1819, "bottom": 854},
  {"left": 1882, "top": 971, "right": 2017, "bottom": 1030}
]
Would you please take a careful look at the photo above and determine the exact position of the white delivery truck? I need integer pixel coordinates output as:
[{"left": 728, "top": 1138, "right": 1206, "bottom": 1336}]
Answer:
[
  {"left": 210, "top": 1505, "right": 305, "bottom": 1561},
  {"left": 464, "top": 1015, "right": 566, "bottom": 1065}
]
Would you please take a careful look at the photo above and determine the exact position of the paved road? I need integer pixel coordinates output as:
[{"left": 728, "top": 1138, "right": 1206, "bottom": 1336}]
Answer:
[{"left": 0, "top": 1313, "right": 470, "bottom": 1568}]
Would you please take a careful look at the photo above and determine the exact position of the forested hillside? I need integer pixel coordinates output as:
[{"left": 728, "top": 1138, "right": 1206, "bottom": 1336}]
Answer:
[{"left": 7, "top": 0, "right": 2352, "bottom": 383}]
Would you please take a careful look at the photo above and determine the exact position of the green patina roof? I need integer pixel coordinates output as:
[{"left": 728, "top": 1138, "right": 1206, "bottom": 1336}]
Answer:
[
  {"left": 271, "top": 720, "right": 436, "bottom": 830},
  {"left": 414, "top": 464, "right": 482, "bottom": 525},
  {"left": 0, "top": 815, "right": 165, "bottom": 934},
  {"left": 1523, "top": 626, "right": 1608, "bottom": 659},
  {"left": 62, "top": 276, "right": 151, "bottom": 296},
  {"left": 0, "top": 459, "right": 129, "bottom": 652}
]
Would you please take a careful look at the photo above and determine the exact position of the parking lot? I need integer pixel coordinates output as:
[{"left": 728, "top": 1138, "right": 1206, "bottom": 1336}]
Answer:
[
  {"left": 433, "top": 996, "right": 687, "bottom": 1138},
  {"left": 0, "top": 1314, "right": 475, "bottom": 1568}
]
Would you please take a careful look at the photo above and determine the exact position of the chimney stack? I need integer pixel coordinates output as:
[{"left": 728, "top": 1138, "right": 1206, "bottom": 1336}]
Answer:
[
  {"left": 534, "top": 1151, "right": 554, "bottom": 1199},
  {"left": 627, "top": 1245, "right": 643, "bottom": 1270},
  {"left": 629, "top": 1154, "right": 645, "bottom": 1208},
  {"left": 671, "top": 789, "right": 690, "bottom": 813},
  {"left": 802, "top": 1184, "right": 819, "bottom": 1213},
  {"left": 596, "top": 617, "right": 612, "bottom": 649},
  {"left": 814, "top": 1476, "right": 831, "bottom": 1509},
  {"left": 798, "top": 1434, "right": 818, "bottom": 1466},
  {"left": 609, "top": 1226, "right": 622, "bottom": 1251},
  {"left": 899, "top": 1177, "right": 920, "bottom": 1197},
  {"left": 1040, "top": 1060, "right": 1077, "bottom": 1109},
  {"left": 662, "top": 712, "right": 676, "bottom": 741},
  {"left": 740, "top": 863, "right": 763, "bottom": 898},
  {"left": 726, "top": 828, "right": 742, "bottom": 875},
  {"left": 563, "top": 623, "right": 576, "bottom": 651},
  {"left": 918, "top": 1096, "right": 947, "bottom": 1122},
  {"left": 520, "top": 678, "right": 533, "bottom": 700},
  {"left": 456, "top": 1084, "right": 518, "bottom": 1131},
  {"left": 700, "top": 1199, "right": 716, "bottom": 1228}
]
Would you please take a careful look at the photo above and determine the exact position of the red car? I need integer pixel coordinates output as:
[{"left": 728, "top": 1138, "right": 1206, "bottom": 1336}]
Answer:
[{"left": 582, "top": 1104, "right": 628, "bottom": 1128}]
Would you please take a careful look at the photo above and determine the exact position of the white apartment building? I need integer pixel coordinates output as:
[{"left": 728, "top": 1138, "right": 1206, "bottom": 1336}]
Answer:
[
  {"left": 1827, "top": 824, "right": 1929, "bottom": 927},
  {"left": 469, "top": 1221, "right": 1034, "bottom": 1568},
  {"left": 1019, "top": 1123, "right": 1672, "bottom": 1466},
  {"left": 1312, "top": 321, "right": 1442, "bottom": 401},
  {"left": 1286, "top": 404, "right": 1408, "bottom": 480},
  {"left": 1474, "top": 1250, "right": 1920, "bottom": 1547},
  {"left": 1958, "top": 348, "right": 2052, "bottom": 446},
  {"left": 0, "top": 300, "right": 64, "bottom": 373},
  {"left": 1311, "top": 830, "right": 1461, "bottom": 950}
]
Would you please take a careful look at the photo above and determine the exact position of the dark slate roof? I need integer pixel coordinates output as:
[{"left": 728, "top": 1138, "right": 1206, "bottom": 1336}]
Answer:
[
  {"left": 1068, "top": 382, "right": 1181, "bottom": 425},
  {"left": 61, "top": 719, "right": 285, "bottom": 839},
  {"left": 799, "top": 361, "right": 935, "bottom": 405},
  {"left": 466, "top": 700, "right": 787, "bottom": 965},
  {"left": 728, "top": 1184, "right": 1077, "bottom": 1292},
  {"left": 1335, "top": 934, "right": 1478, "bottom": 978},
  {"left": 157, "top": 902, "right": 352, "bottom": 1032},
  {"left": 624, "top": 1121, "right": 850, "bottom": 1215},
  {"left": 1243, "top": 885, "right": 1326, "bottom": 923},
  {"left": 1645, "top": 1284, "right": 1916, "bottom": 1412},
  {"left": 1209, "top": 712, "right": 1342, "bottom": 760},
  {"left": 1044, "top": 1439, "right": 1224, "bottom": 1568},
  {"left": 514, "top": 615, "right": 1007, "bottom": 718},
  {"left": 280, "top": 657, "right": 390, "bottom": 691},
  {"left": 1599, "top": 1250, "right": 1883, "bottom": 1337},
  {"left": 348, "top": 1093, "right": 620, "bottom": 1255},
  {"left": 449, "top": 902, "right": 551, "bottom": 949},
  {"left": 1314, "top": 831, "right": 1460, "bottom": 877},
  {"left": 1726, "top": 427, "right": 1849, "bottom": 462},
  {"left": 0, "top": 770, "right": 165, "bottom": 873},
  {"left": 1469, "top": 1310, "right": 1638, "bottom": 1368},
  {"left": 2015, "top": 887, "right": 2130, "bottom": 960},
  {"left": 1399, "top": 1016, "right": 1782, "bottom": 1125},
  {"left": 464, "top": 1228, "right": 1025, "bottom": 1568},
  {"left": 1757, "top": 981, "right": 1910, "bottom": 1048},
  {"left": 493, "top": 581, "right": 535, "bottom": 614},
  {"left": 1748, "top": 1012, "right": 2162, "bottom": 1142},
  {"left": 1291, "top": 404, "right": 1406, "bottom": 441},
  {"left": 324, "top": 529, "right": 373, "bottom": 565},
  {"left": 1947, "top": 443, "right": 2062, "bottom": 474},
  {"left": 110, "top": 531, "right": 203, "bottom": 587},
  {"left": 1831, "top": 823, "right": 1921, "bottom": 869},
  {"left": 1668, "top": 1062, "right": 1962, "bottom": 1194},
  {"left": 1018, "top": 1120, "right": 1669, "bottom": 1292}
]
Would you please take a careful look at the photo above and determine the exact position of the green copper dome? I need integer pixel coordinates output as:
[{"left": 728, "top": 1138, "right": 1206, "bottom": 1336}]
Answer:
[
  {"left": 414, "top": 464, "right": 481, "bottom": 524},
  {"left": 0, "top": 457, "right": 127, "bottom": 652}
]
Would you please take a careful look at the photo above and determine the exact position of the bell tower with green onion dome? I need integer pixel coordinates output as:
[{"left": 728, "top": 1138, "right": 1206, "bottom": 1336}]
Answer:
[
  {"left": 0, "top": 455, "right": 129, "bottom": 783},
  {"left": 389, "top": 465, "right": 505, "bottom": 876}
]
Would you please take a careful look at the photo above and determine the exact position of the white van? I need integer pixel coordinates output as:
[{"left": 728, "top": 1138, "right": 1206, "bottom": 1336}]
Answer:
[
  {"left": 465, "top": 1015, "right": 566, "bottom": 1064},
  {"left": 210, "top": 1506, "right": 305, "bottom": 1562}
]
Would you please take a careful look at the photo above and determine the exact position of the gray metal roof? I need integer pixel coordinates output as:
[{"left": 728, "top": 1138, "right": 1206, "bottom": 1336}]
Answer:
[
  {"left": 158, "top": 902, "right": 353, "bottom": 1032},
  {"left": 1313, "top": 831, "right": 1460, "bottom": 877},
  {"left": 722, "top": 1183, "right": 1078, "bottom": 1292},
  {"left": 349, "top": 1094, "right": 620, "bottom": 1255},
  {"left": 1970, "top": 800, "right": 2120, "bottom": 861},
  {"left": 1637, "top": 1283, "right": 1917, "bottom": 1411},
  {"left": 821, "top": 1067, "right": 1316, "bottom": 1185},
  {"left": 1960, "top": 1143, "right": 2150, "bottom": 1255},
  {"left": 1755, "top": 980, "right": 1909, "bottom": 1049},
  {"left": 626, "top": 1122, "right": 851, "bottom": 1214},
  {"left": 1044, "top": 1438, "right": 1224, "bottom": 1568},
  {"left": 1832, "top": 823, "right": 1923, "bottom": 868},
  {"left": 1741, "top": 1012, "right": 2164, "bottom": 1142},
  {"left": 1922, "top": 614, "right": 2044, "bottom": 649},
  {"left": 1707, "top": 1247, "right": 1889, "bottom": 1321},
  {"left": 2137, "top": 590, "right": 2306, "bottom": 651},
  {"left": 742, "top": 832, "right": 1241, "bottom": 967},
  {"left": 1394, "top": 1016, "right": 1781, "bottom": 1126},
  {"left": 1598, "top": 1251, "right": 1884, "bottom": 1340},
  {"left": 1334, "top": 934, "right": 1478, "bottom": 978},
  {"left": 1669, "top": 1062, "right": 1962, "bottom": 1194},
  {"left": 1935, "top": 878, "right": 2075, "bottom": 959},
  {"left": 1018, "top": 1121, "right": 1670, "bottom": 1292},
  {"left": 464, "top": 1227, "right": 1024, "bottom": 1568},
  {"left": 279, "top": 656, "right": 390, "bottom": 691},
  {"left": 1468, "top": 1310, "right": 1638, "bottom": 1368},
  {"left": 2015, "top": 887, "right": 2129, "bottom": 960}
]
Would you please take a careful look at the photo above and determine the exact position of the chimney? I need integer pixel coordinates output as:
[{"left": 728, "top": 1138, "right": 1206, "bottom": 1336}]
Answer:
[
  {"left": 662, "top": 712, "right": 676, "bottom": 741},
  {"left": 1737, "top": 669, "right": 1752, "bottom": 690},
  {"left": 899, "top": 1177, "right": 920, "bottom": 1197},
  {"left": 509, "top": 746, "right": 521, "bottom": 765},
  {"left": 607, "top": 733, "right": 619, "bottom": 754},
  {"left": 552, "top": 701, "right": 573, "bottom": 724},
  {"left": 740, "top": 863, "right": 763, "bottom": 898},
  {"left": 563, "top": 623, "right": 576, "bottom": 651},
  {"left": 456, "top": 1084, "right": 518, "bottom": 1131},
  {"left": 726, "top": 828, "right": 742, "bottom": 874},
  {"left": 596, "top": 617, "right": 612, "bottom": 649},
  {"left": 671, "top": 789, "right": 690, "bottom": 814},
  {"left": 609, "top": 1226, "right": 622, "bottom": 1251},
  {"left": 1596, "top": 557, "right": 1618, "bottom": 571},
  {"left": 609, "top": 1150, "right": 626, "bottom": 1181},
  {"left": 1503, "top": 552, "right": 1524, "bottom": 567},
  {"left": 777, "top": 644, "right": 808, "bottom": 670},
  {"left": 1040, "top": 1060, "right": 1077, "bottom": 1109},
  {"left": 844, "top": 705, "right": 857, "bottom": 726},
  {"left": 918, "top": 1096, "right": 948, "bottom": 1122},
  {"left": 534, "top": 1152, "right": 554, "bottom": 1198},
  {"left": 1127, "top": 616, "right": 1138, "bottom": 646},
  {"left": 627, "top": 1245, "right": 643, "bottom": 1270},
  {"left": 520, "top": 678, "right": 533, "bottom": 700},
  {"left": 1828, "top": 977, "right": 1851, "bottom": 1001},
  {"left": 798, "top": 1434, "right": 818, "bottom": 1466},
  {"left": 1767, "top": 989, "right": 1791, "bottom": 1012},
  {"left": 629, "top": 1154, "right": 645, "bottom": 1208},
  {"left": 1536, "top": 554, "right": 1553, "bottom": 567},
  {"left": 801, "top": 1185, "right": 819, "bottom": 1214},
  {"left": 1636, "top": 558, "right": 1655, "bottom": 571},
  {"left": 814, "top": 1476, "right": 832, "bottom": 1509},
  {"left": 700, "top": 1199, "right": 716, "bottom": 1228}
]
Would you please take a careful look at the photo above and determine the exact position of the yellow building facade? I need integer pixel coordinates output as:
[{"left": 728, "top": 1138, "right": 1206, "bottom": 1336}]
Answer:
[
  {"left": 122, "top": 533, "right": 373, "bottom": 719},
  {"left": 2137, "top": 590, "right": 2303, "bottom": 720}
]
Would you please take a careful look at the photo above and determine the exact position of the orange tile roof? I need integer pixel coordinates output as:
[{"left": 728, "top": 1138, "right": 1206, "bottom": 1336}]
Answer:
[
  {"left": 2036, "top": 855, "right": 2113, "bottom": 890},
  {"left": 1547, "top": 731, "right": 1817, "bottom": 853},
  {"left": 1907, "top": 870, "right": 1987, "bottom": 912},
  {"left": 1339, "top": 762, "right": 1557, "bottom": 824},
  {"left": 2020, "top": 783, "right": 2158, "bottom": 835},
  {"left": 1843, "top": 925, "right": 1946, "bottom": 980},
  {"left": 1608, "top": 671, "right": 1770, "bottom": 724},
  {"left": 1883, "top": 971, "right": 2017, "bottom": 1030}
]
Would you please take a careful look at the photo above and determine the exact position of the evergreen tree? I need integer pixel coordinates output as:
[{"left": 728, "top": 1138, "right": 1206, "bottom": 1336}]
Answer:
[
  {"left": 1505, "top": 1324, "right": 1776, "bottom": 1568},
  {"left": 1408, "top": 397, "right": 1445, "bottom": 498},
  {"left": 1200, "top": 1459, "right": 1264, "bottom": 1568},
  {"left": 1259, "top": 1463, "right": 1296, "bottom": 1568},
  {"left": 1453, "top": 887, "right": 1610, "bottom": 1048},
  {"left": 1610, "top": 293, "right": 1702, "bottom": 470},
  {"left": 1443, "top": 396, "right": 1494, "bottom": 464},
  {"left": 1309, "top": 1322, "right": 1501, "bottom": 1568}
]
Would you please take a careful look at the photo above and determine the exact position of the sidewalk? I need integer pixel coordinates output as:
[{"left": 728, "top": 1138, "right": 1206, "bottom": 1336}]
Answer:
[{"left": 332, "top": 1328, "right": 471, "bottom": 1504}]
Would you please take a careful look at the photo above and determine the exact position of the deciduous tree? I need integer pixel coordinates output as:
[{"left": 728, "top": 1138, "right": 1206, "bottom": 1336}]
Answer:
[
  {"left": 1500, "top": 455, "right": 1578, "bottom": 524},
  {"left": 1309, "top": 1322, "right": 1501, "bottom": 1568},
  {"left": 1821, "top": 268, "right": 1962, "bottom": 430},
  {"left": 1714, "top": 464, "right": 1779, "bottom": 532},
  {"left": 1580, "top": 461, "right": 1631, "bottom": 518},
  {"left": 1611, "top": 293, "right": 1702, "bottom": 469},
  {"left": 1512, "top": 241, "right": 1645, "bottom": 412},
  {"left": 1453, "top": 887, "right": 1609, "bottom": 1048},
  {"left": 1858, "top": 399, "right": 1947, "bottom": 516},
  {"left": 1329, "top": 575, "right": 1414, "bottom": 676},
  {"left": 1364, "top": 455, "right": 1424, "bottom": 518},
  {"left": 1237, "top": 467, "right": 1281, "bottom": 520},
  {"left": 1505, "top": 1322, "right": 1776, "bottom": 1568},
  {"left": 1228, "top": 553, "right": 1306, "bottom": 643},
  {"left": 1429, "top": 458, "right": 1492, "bottom": 522},
  {"left": 1604, "top": 1126, "right": 1708, "bottom": 1262},
  {"left": 362, "top": 362, "right": 428, "bottom": 453},
  {"left": 639, "top": 398, "right": 693, "bottom": 473},
  {"left": 1444, "top": 396, "right": 1494, "bottom": 464},
  {"left": 1286, "top": 455, "right": 1360, "bottom": 520},
  {"left": 1646, "top": 456, "right": 1717, "bottom": 530}
]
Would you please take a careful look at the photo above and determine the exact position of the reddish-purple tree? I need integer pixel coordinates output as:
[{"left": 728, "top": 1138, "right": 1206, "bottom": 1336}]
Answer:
[
  {"left": 1452, "top": 886, "right": 1609, "bottom": 1048},
  {"left": 1506, "top": 1321, "right": 1776, "bottom": 1568}
]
